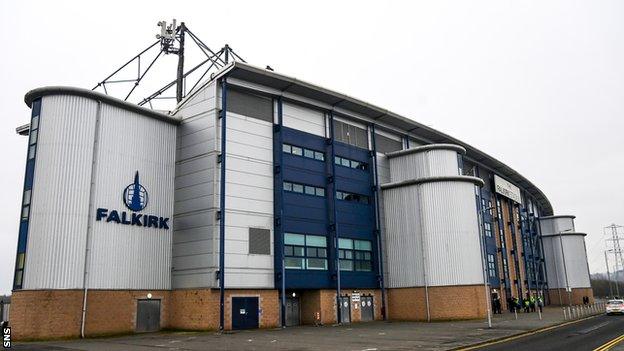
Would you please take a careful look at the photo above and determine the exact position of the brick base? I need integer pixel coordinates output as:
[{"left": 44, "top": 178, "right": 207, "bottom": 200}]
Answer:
[
  {"left": 11, "top": 288, "right": 278, "bottom": 340},
  {"left": 548, "top": 288, "right": 594, "bottom": 306},
  {"left": 299, "top": 289, "right": 383, "bottom": 325},
  {"left": 387, "top": 285, "right": 487, "bottom": 321}
]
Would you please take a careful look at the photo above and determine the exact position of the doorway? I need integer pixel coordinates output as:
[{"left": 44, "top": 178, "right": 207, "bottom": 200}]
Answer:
[{"left": 232, "top": 297, "right": 259, "bottom": 330}]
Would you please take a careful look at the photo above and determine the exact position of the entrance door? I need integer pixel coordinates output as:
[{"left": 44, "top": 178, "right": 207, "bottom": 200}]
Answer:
[
  {"left": 285, "top": 296, "right": 300, "bottom": 326},
  {"left": 360, "top": 295, "right": 374, "bottom": 321},
  {"left": 232, "top": 297, "right": 259, "bottom": 330},
  {"left": 136, "top": 299, "right": 161, "bottom": 332},
  {"left": 339, "top": 296, "right": 351, "bottom": 324}
]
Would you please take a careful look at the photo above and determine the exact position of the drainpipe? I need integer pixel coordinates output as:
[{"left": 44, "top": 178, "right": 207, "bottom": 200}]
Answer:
[
  {"left": 327, "top": 112, "right": 341, "bottom": 324},
  {"left": 370, "top": 124, "right": 387, "bottom": 320},
  {"left": 81, "top": 100, "right": 102, "bottom": 338},
  {"left": 218, "top": 77, "right": 228, "bottom": 330}
]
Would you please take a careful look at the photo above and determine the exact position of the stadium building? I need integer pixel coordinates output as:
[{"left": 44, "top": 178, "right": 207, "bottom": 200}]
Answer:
[{"left": 10, "top": 61, "right": 594, "bottom": 340}]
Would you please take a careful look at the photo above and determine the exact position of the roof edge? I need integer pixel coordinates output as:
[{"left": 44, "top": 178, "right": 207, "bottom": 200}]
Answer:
[
  {"left": 24, "top": 86, "right": 180, "bottom": 125},
  {"left": 381, "top": 175, "right": 484, "bottom": 190},
  {"left": 386, "top": 143, "right": 466, "bottom": 159}
]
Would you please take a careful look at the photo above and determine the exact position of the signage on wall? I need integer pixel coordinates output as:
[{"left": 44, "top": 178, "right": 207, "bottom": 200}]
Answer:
[
  {"left": 95, "top": 171, "right": 170, "bottom": 230},
  {"left": 494, "top": 175, "right": 521, "bottom": 203}
]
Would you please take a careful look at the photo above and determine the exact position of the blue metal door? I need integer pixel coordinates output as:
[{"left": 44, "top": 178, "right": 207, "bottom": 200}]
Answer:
[{"left": 232, "top": 297, "right": 259, "bottom": 330}]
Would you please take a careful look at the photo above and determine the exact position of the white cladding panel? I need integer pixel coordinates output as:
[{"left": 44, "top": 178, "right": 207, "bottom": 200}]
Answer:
[
  {"left": 24, "top": 95, "right": 98, "bottom": 289},
  {"left": 23, "top": 95, "right": 176, "bottom": 290},
  {"left": 376, "top": 154, "right": 391, "bottom": 279},
  {"left": 389, "top": 149, "right": 459, "bottom": 182},
  {"left": 216, "top": 110, "right": 274, "bottom": 289},
  {"left": 172, "top": 81, "right": 219, "bottom": 289},
  {"left": 539, "top": 217, "right": 575, "bottom": 235},
  {"left": 87, "top": 104, "right": 175, "bottom": 289},
  {"left": 382, "top": 181, "right": 483, "bottom": 288},
  {"left": 383, "top": 186, "right": 424, "bottom": 288},
  {"left": 283, "top": 102, "right": 325, "bottom": 137},
  {"left": 542, "top": 235, "right": 591, "bottom": 289},
  {"left": 419, "top": 181, "right": 483, "bottom": 286}
]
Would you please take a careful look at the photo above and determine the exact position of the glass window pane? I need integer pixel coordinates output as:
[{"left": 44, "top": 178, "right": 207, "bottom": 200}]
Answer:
[
  {"left": 292, "top": 146, "right": 303, "bottom": 156},
  {"left": 315, "top": 152, "right": 324, "bottom": 161},
  {"left": 305, "top": 185, "right": 316, "bottom": 195},
  {"left": 14, "top": 270, "right": 23, "bottom": 286},
  {"left": 363, "top": 252, "right": 371, "bottom": 260},
  {"left": 307, "top": 258, "right": 327, "bottom": 270},
  {"left": 354, "top": 251, "right": 363, "bottom": 260},
  {"left": 285, "top": 233, "right": 305, "bottom": 246},
  {"left": 354, "top": 240, "right": 372, "bottom": 251},
  {"left": 292, "top": 183, "right": 304, "bottom": 193},
  {"left": 341, "top": 158, "right": 350, "bottom": 167},
  {"left": 284, "top": 246, "right": 294, "bottom": 256},
  {"left": 336, "top": 191, "right": 343, "bottom": 200},
  {"left": 21, "top": 206, "right": 29, "bottom": 219},
  {"left": 28, "top": 145, "right": 36, "bottom": 159},
  {"left": 17, "top": 253, "right": 25, "bottom": 269},
  {"left": 338, "top": 250, "right": 345, "bottom": 259},
  {"left": 345, "top": 250, "right": 353, "bottom": 259},
  {"left": 335, "top": 156, "right": 341, "bottom": 165},
  {"left": 283, "top": 182, "right": 292, "bottom": 191},
  {"left": 23, "top": 190, "right": 31, "bottom": 206},
  {"left": 356, "top": 261, "right": 372, "bottom": 271},
  {"left": 29, "top": 129, "right": 38, "bottom": 145},
  {"left": 338, "top": 238, "right": 353, "bottom": 249},
  {"left": 306, "top": 247, "right": 317, "bottom": 257},
  {"left": 306, "top": 235, "right": 326, "bottom": 247},
  {"left": 316, "top": 188, "right": 325, "bottom": 197},
  {"left": 285, "top": 257, "right": 304, "bottom": 269},
  {"left": 317, "top": 248, "right": 327, "bottom": 258},
  {"left": 283, "top": 144, "right": 292, "bottom": 153},
  {"left": 340, "top": 260, "right": 353, "bottom": 271},
  {"left": 293, "top": 246, "right": 305, "bottom": 256},
  {"left": 31, "top": 115, "right": 39, "bottom": 130},
  {"left": 304, "top": 149, "right": 314, "bottom": 158}
]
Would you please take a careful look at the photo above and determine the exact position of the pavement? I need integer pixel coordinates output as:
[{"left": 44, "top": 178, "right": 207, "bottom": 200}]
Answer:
[{"left": 9, "top": 306, "right": 610, "bottom": 351}]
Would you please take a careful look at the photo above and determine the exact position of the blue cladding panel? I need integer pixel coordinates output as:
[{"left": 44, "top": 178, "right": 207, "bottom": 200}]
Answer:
[
  {"left": 277, "top": 127, "right": 378, "bottom": 290},
  {"left": 24, "top": 160, "right": 35, "bottom": 189}
]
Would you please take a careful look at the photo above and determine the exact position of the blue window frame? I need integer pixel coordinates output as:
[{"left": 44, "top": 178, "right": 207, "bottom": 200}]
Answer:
[
  {"left": 283, "top": 143, "right": 325, "bottom": 161},
  {"left": 487, "top": 254, "right": 496, "bottom": 277},
  {"left": 334, "top": 156, "right": 368, "bottom": 171},
  {"left": 484, "top": 222, "right": 493, "bottom": 237},
  {"left": 338, "top": 238, "right": 373, "bottom": 271},
  {"left": 336, "top": 190, "right": 369, "bottom": 204},
  {"left": 284, "top": 233, "right": 328, "bottom": 270},
  {"left": 283, "top": 181, "right": 325, "bottom": 197}
]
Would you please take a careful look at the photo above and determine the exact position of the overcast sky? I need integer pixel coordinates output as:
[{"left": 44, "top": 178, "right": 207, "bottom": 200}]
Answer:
[{"left": 1, "top": 0, "right": 623, "bottom": 295}]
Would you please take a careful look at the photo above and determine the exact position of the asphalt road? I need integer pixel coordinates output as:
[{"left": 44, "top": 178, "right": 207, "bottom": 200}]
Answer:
[{"left": 474, "top": 314, "right": 624, "bottom": 351}]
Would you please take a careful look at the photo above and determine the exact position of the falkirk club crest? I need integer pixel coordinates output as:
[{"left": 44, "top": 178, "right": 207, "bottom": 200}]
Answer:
[
  {"left": 95, "top": 171, "right": 169, "bottom": 230},
  {"left": 123, "top": 171, "right": 149, "bottom": 211}
]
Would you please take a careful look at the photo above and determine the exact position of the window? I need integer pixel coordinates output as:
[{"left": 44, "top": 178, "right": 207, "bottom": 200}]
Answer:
[
  {"left": 375, "top": 133, "right": 402, "bottom": 153},
  {"left": 334, "top": 156, "right": 368, "bottom": 171},
  {"left": 333, "top": 120, "right": 368, "bottom": 149},
  {"left": 283, "top": 143, "right": 325, "bottom": 161},
  {"left": 284, "top": 233, "right": 328, "bottom": 270},
  {"left": 339, "top": 238, "right": 373, "bottom": 271},
  {"left": 487, "top": 254, "right": 496, "bottom": 277},
  {"left": 336, "top": 190, "right": 369, "bottom": 204},
  {"left": 484, "top": 222, "right": 492, "bottom": 237},
  {"left": 226, "top": 88, "right": 273, "bottom": 122},
  {"left": 284, "top": 181, "right": 325, "bottom": 197}
]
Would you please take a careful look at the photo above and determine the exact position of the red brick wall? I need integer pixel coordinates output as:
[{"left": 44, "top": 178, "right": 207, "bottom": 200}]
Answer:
[
  {"left": 548, "top": 288, "right": 595, "bottom": 306},
  {"left": 388, "top": 285, "right": 487, "bottom": 321},
  {"left": 10, "top": 290, "right": 83, "bottom": 340},
  {"left": 170, "top": 289, "right": 219, "bottom": 330},
  {"left": 224, "top": 289, "right": 279, "bottom": 330},
  {"left": 300, "top": 289, "right": 383, "bottom": 325}
]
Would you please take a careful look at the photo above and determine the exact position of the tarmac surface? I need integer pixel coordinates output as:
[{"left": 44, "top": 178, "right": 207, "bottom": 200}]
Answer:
[{"left": 9, "top": 306, "right": 610, "bottom": 351}]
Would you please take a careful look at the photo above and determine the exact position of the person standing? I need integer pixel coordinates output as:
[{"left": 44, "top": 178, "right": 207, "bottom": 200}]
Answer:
[{"left": 537, "top": 295, "right": 544, "bottom": 313}]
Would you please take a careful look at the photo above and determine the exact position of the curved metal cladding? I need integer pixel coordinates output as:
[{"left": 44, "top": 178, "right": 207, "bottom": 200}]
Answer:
[
  {"left": 21, "top": 91, "right": 176, "bottom": 290},
  {"left": 387, "top": 144, "right": 465, "bottom": 182},
  {"left": 539, "top": 216, "right": 591, "bottom": 289},
  {"left": 381, "top": 144, "right": 484, "bottom": 288}
]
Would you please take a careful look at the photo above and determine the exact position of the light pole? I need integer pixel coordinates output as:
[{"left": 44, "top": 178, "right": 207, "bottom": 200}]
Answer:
[
  {"left": 558, "top": 228, "right": 573, "bottom": 306},
  {"left": 478, "top": 206, "right": 495, "bottom": 329}
]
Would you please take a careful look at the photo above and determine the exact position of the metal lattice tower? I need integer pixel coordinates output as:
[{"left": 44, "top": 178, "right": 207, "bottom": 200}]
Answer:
[{"left": 605, "top": 224, "right": 624, "bottom": 297}]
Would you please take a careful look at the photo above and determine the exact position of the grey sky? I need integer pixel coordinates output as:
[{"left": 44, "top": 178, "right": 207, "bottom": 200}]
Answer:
[{"left": 1, "top": 0, "right": 622, "bottom": 295}]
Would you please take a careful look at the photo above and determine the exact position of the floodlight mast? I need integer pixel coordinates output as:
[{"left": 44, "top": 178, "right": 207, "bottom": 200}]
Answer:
[{"left": 92, "top": 20, "right": 247, "bottom": 109}]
